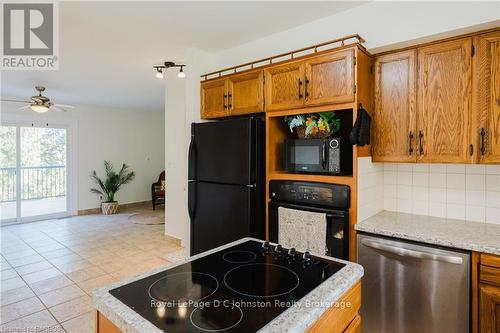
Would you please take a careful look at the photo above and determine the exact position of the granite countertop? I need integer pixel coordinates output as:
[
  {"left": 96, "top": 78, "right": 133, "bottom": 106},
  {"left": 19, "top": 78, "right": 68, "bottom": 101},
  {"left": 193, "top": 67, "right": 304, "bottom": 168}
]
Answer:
[
  {"left": 92, "top": 237, "right": 364, "bottom": 333},
  {"left": 356, "top": 211, "right": 500, "bottom": 255}
]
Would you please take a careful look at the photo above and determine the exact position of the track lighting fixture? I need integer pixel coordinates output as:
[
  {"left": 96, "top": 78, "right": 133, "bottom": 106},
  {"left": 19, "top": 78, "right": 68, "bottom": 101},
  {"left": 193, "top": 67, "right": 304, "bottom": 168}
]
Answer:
[
  {"left": 153, "top": 62, "right": 186, "bottom": 79},
  {"left": 155, "top": 68, "right": 164, "bottom": 79}
]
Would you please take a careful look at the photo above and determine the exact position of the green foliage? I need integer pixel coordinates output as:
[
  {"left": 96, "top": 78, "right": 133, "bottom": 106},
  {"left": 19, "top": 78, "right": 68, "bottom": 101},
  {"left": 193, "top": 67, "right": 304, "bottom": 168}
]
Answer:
[
  {"left": 318, "top": 112, "right": 341, "bottom": 133},
  {"left": 90, "top": 161, "right": 135, "bottom": 202}
]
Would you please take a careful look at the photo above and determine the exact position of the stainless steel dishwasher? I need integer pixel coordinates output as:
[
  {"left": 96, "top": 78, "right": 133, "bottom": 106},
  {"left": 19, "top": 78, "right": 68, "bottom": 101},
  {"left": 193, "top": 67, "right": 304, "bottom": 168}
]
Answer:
[{"left": 357, "top": 233, "right": 470, "bottom": 333}]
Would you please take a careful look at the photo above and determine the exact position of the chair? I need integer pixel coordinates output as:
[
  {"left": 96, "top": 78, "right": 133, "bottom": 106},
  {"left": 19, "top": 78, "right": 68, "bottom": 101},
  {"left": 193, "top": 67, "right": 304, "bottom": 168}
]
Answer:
[{"left": 151, "top": 171, "right": 165, "bottom": 210}]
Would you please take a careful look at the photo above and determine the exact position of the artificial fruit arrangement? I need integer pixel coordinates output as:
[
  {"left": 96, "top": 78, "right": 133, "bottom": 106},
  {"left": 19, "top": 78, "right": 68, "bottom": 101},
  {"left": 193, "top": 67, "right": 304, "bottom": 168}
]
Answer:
[{"left": 284, "top": 112, "right": 341, "bottom": 139}]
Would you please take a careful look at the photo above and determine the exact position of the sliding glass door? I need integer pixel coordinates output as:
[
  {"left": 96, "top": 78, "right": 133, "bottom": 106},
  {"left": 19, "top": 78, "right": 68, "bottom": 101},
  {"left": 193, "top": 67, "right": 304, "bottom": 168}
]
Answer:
[{"left": 0, "top": 125, "right": 69, "bottom": 224}]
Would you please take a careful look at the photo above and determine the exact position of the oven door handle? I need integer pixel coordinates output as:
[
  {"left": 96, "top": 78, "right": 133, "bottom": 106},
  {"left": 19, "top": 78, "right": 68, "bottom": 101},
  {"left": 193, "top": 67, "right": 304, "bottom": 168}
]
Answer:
[
  {"left": 322, "top": 141, "right": 327, "bottom": 170},
  {"left": 269, "top": 201, "right": 347, "bottom": 216}
]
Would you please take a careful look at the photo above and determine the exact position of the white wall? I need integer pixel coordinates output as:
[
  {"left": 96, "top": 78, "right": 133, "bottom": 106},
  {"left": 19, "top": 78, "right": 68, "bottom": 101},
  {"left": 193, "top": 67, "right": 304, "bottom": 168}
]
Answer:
[
  {"left": 213, "top": 1, "right": 499, "bottom": 67},
  {"left": 164, "top": 48, "right": 215, "bottom": 249},
  {"left": 1, "top": 102, "right": 165, "bottom": 211}
]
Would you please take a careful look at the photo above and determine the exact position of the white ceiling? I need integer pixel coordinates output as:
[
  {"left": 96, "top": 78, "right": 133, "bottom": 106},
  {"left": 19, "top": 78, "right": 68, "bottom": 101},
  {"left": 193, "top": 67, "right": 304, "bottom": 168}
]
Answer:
[{"left": 1, "top": 1, "right": 366, "bottom": 112}]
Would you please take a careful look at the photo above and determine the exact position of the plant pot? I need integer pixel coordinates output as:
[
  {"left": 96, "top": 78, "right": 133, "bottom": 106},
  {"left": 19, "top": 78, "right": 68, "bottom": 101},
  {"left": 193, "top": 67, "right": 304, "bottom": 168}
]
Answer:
[{"left": 101, "top": 201, "right": 118, "bottom": 215}]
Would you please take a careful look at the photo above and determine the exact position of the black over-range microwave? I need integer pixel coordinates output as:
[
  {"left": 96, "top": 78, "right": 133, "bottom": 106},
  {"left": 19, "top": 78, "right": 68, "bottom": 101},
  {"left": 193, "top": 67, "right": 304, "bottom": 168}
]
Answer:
[{"left": 284, "top": 138, "right": 352, "bottom": 175}]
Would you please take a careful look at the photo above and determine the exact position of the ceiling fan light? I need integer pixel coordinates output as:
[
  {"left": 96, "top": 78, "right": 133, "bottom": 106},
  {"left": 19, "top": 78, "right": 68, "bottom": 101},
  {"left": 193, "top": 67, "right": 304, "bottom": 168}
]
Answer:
[
  {"left": 30, "top": 104, "right": 49, "bottom": 113},
  {"left": 155, "top": 68, "right": 164, "bottom": 79},
  {"left": 177, "top": 67, "right": 186, "bottom": 78}
]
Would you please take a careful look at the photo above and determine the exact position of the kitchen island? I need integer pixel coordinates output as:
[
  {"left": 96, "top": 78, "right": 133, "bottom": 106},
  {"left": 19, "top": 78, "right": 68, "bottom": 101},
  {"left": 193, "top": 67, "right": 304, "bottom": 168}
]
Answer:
[{"left": 92, "top": 238, "right": 363, "bottom": 333}]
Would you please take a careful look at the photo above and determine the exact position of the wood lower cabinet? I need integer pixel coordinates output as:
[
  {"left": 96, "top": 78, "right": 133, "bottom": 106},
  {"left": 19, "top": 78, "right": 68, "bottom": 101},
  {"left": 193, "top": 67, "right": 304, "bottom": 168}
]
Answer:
[
  {"left": 264, "top": 61, "right": 305, "bottom": 111},
  {"left": 227, "top": 70, "right": 264, "bottom": 115},
  {"left": 372, "top": 50, "right": 417, "bottom": 162},
  {"left": 201, "top": 78, "right": 228, "bottom": 119},
  {"left": 307, "top": 282, "right": 361, "bottom": 333},
  {"left": 477, "top": 31, "right": 500, "bottom": 163},
  {"left": 304, "top": 49, "right": 355, "bottom": 106},
  {"left": 417, "top": 37, "right": 473, "bottom": 163},
  {"left": 479, "top": 254, "right": 500, "bottom": 333}
]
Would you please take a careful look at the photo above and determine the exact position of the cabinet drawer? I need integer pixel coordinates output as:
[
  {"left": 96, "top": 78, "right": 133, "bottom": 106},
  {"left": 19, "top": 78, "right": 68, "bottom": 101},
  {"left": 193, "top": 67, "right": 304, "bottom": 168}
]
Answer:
[
  {"left": 481, "top": 254, "right": 500, "bottom": 269},
  {"left": 480, "top": 265, "right": 500, "bottom": 287}
]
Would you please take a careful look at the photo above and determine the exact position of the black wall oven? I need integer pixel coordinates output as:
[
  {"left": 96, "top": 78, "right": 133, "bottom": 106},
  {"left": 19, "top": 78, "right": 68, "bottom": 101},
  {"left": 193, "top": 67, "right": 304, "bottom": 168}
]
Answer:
[
  {"left": 268, "top": 180, "right": 350, "bottom": 260},
  {"left": 284, "top": 138, "right": 352, "bottom": 175}
]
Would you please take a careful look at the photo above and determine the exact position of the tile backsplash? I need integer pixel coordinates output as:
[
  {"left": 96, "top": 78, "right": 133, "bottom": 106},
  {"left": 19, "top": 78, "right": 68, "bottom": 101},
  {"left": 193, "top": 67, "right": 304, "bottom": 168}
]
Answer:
[{"left": 357, "top": 157, "right": 500, "bottom": 225}]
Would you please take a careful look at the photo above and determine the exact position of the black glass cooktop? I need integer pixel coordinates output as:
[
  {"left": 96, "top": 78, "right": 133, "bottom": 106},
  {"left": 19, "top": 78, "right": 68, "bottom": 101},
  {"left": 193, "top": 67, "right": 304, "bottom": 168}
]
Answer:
[{"left": 109, "top": 240, "right": 345, "bottom": 332}]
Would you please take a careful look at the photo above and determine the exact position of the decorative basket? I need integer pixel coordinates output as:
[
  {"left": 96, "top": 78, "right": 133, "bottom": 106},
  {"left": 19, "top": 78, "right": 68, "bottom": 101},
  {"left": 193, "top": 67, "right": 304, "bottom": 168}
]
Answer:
[
  {"left": 295, "top": 126, "right": 307, "bottom": 139},
  {"left": 295, "top": 126, "right": 332, "bottom": 139},
  {"left": 101, "top": 202, "right": 118, "bottom": 215}
]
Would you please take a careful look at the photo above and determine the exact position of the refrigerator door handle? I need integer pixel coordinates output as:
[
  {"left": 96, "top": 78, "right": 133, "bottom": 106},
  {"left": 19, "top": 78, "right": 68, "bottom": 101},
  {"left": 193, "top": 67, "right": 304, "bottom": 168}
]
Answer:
[
  {"left": 188, "top": 135, "right": 196, "bottom": 180},
  {"left": 188, "top": 181, "right": 196, "bottom": 220},
  {"left": 360, "top": 238, "right": 463, "bottom": 264}
]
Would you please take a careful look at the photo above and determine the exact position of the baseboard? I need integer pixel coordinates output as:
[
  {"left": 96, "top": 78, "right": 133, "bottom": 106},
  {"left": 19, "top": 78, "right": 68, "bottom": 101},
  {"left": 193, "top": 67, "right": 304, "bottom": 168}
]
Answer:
[{"left": 77, "top": 200, "right": 152, "bottom": 216}]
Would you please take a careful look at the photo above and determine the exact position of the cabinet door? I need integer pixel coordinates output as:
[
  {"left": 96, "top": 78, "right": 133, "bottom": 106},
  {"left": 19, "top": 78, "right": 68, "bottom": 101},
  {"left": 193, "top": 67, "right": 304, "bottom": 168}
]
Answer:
[
  {"left": 304, "top": 49, "right": 355, "bottom": 106},
  {"left": 478, "top": 31, "right": 500, "bottom": 163},
  {"left": 227, "top": 70, "right": 264, "bottom": 115},
  {"left": 200, "top": 78, "right": 228, "bottom": 119},
  {"left": 264, "top": 61, "right": 305, "bottom": 111},
  {"left": 480, "top": 284, "right": 500, "bottom": 333},
  {"left": 417, "top": 38, "right": 473, "bottom": 163},
  {"left": 372, "top": 50, "right": 417, "bottom": 162}
]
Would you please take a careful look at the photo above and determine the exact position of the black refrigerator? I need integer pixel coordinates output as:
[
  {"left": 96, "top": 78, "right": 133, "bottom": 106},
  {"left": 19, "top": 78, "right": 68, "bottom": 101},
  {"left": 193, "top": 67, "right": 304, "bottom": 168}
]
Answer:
[{"left": 188, "top": 117, "right": 265, "bottom": 255}]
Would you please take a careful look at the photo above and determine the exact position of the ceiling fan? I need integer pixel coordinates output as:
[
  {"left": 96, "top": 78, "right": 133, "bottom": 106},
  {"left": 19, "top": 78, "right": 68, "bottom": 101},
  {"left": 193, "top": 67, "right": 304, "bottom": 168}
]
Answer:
[{"left": 1, "top": 86, "right": 75, "bottom": 113}]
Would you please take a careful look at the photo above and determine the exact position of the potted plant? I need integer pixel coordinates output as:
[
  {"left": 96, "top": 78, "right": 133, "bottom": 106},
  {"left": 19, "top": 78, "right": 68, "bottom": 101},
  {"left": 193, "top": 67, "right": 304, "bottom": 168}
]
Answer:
[
  {"left": 285, "top": 112, "right": 341, "bottom": 139},
  {"left": 90, "top": 161, "right": 135, "bottom": 215}
]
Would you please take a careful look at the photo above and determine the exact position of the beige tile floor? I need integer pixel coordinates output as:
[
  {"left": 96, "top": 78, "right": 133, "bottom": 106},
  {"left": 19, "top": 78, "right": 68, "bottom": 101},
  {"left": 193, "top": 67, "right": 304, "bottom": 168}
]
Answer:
[{"left": 0, "top": 206, "right": 185, "bottom": 333}]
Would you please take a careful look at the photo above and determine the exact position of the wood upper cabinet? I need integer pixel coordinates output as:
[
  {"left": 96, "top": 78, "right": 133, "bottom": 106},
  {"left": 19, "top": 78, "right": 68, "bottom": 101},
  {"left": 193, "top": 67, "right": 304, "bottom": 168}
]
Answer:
[
  {"left": 304, "top": 49, "right": 355, "bottom": 106},
  {"left": 201, "top": 78, "right": 228, "bottom": 119},
  {"left": 477, "top": 31, "right": 500, "bottom": 163},
  {"left": 227, "top": 70, "right": 264, "bottom": 115},
  {"left": 372, "top": 50, "right": 417, "bottom": 162},
  {"left": 264, "top": 61, "right": 305, "bottom": 111},
  {"left": 417, "top": 38, "right": 473, "bottom": 163},
  {"left": 201, "top": 70, "right": 263, "bottom": 119}
]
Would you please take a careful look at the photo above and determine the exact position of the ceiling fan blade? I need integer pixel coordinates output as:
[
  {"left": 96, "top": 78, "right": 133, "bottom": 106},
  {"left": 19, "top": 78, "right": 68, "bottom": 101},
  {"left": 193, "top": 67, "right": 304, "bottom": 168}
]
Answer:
[
  {"left": 1, "top": 99, "right": 31, "bottom": 103},
  {"left": 50, "top": 106, "right": 68, "bottom": 112},
  {"left": 18, "top": 105, "right": 31, "bottom": 109},
  {"left": 53, "top": 103, "right": 75, "bottom": 109}
]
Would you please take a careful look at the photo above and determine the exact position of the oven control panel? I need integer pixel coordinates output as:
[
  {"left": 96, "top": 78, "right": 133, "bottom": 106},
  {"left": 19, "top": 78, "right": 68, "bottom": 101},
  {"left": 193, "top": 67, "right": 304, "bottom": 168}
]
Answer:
[{"left": 269, "top": 180, "right": 350, "bottom": 209}]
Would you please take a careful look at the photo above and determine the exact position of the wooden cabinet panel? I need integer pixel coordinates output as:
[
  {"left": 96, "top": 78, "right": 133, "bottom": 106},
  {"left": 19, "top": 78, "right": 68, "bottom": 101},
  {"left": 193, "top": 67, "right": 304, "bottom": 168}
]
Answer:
[
  {"left": 227, "top": 70, "right": 264, "bottom": 115},
  {"left": 201, "top": 78, "right": 228, "bottom": 119},
  {"left": 480, "top": 284, "right": 500, "bottom": 333},
  {"left": 307, "top": 282, "right": 361, "bottom": 333},
  {"left": 478, "top": 31, "right": 500, "bottom": 163},
  {"left": 417, "top": 38, "right": 473, "bottom": 163},
  {"left": 304, "top": 49, "right": 355, "bottom": 106},
  {"left": 264, "top": 61, "right": 305, "bottom": 111},
  {"left": 343, "top": 315, "right": 361, "bottom": 333},
  {"left": 372, "top": 50, "right": 417, "bottom": 162}
]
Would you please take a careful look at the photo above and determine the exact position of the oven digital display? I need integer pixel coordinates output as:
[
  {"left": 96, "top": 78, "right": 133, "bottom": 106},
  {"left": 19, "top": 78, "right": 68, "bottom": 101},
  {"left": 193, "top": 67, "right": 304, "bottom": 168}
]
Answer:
[{"left": 292, "top": 146, "right": 319, "bottom": 165}]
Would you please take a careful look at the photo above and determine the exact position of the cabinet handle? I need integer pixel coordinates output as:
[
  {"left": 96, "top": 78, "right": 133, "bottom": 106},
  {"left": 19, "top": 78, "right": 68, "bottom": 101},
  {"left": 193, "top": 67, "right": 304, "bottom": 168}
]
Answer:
[
  {"left": 305, "top": 78, "right": 310, "bottom": 98},
  {"left": 228, "top": 93, "right": 232, "bottom": 109},
  {"left": 408, "top": 132, "right": 414, "bottom": 155},
  {"left": 480, "top": 128, "right": 486, "bottom": 155},
  {"left": 298, "top": 79, "right": 303, "bottom": 99},
  {"left": 418, "top": 131, "right": 424, "bottom": 155},
  {"left": 223, "top": 94, "right": 227, "bottom": 109}
]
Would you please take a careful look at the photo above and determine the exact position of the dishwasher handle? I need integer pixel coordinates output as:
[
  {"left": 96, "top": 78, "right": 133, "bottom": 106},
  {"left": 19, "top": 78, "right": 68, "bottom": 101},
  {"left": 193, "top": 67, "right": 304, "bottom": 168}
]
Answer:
[{"left": 361, "top": 238, "right": 463, "bottom": 264}]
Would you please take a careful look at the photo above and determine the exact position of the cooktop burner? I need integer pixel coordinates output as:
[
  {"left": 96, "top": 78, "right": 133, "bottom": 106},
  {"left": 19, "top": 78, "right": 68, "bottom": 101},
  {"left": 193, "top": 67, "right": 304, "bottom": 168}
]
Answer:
[
  {"left": 148, "top": 272, "right": 218, "bottom": 305},
  {"left": 189, "top": 301, "right": 243, "bottom": 332},
  {"left": 109, "top": 240, "right": 345, "bottom": 332},
  {"left": 224, "top": 263, "right": 299, "bottom": 298},
  {"left": 222, "top": 250, "right": 256, "bottom": 264}
]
